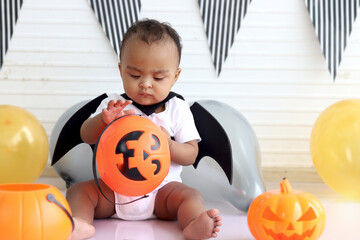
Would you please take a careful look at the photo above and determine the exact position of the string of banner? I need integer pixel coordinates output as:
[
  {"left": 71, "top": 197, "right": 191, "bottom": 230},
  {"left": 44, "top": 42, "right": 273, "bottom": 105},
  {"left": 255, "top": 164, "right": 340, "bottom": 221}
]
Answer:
[{"left": 1, "top": 0, "right": 359, "bottom": 80}]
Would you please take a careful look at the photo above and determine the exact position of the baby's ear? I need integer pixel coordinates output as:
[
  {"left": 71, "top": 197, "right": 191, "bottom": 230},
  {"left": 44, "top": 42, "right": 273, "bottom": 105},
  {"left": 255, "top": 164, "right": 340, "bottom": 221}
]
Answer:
[{"left": 174, "top": 68, "right": 182, "bottom": 82}]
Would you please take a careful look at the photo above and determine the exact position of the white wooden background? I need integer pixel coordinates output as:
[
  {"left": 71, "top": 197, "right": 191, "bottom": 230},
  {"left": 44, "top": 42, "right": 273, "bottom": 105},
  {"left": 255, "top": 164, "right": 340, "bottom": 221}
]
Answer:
[{"left": 2, "top": 0, "right": 360, "bottom": 181}]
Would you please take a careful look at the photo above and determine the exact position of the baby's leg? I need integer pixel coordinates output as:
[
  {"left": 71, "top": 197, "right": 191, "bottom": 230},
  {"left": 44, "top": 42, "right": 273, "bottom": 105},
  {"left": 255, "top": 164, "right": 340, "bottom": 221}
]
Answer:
[
  {"left": 154, "top": 182, "right": 222, "bottom": 239},
  {"left": 66, "top": 180, "right": 115, "bottom": 240}
]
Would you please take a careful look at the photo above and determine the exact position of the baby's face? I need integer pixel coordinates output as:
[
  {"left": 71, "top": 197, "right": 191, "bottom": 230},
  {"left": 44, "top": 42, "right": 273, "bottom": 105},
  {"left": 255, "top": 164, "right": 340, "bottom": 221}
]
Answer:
[{"left": 119, "top": 37, "right": 181, "bottom": 106}]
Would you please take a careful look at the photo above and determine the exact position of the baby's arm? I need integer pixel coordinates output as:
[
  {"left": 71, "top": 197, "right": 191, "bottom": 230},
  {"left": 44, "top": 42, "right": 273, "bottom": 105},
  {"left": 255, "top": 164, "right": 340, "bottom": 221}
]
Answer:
[
  {"left": 80, "top": 99, "right": 135, "bottom": 144},
  {"left": 169, "top": 140, "right": 198, "bottom": 166},
  {"left": 161, "top": 127, "right": 198, "bottom": 166}
]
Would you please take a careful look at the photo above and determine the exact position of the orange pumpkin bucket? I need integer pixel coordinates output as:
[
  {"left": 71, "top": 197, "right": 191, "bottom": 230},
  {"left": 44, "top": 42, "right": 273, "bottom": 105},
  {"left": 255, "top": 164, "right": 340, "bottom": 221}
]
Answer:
[
  {"left": 0, "top": 183, "right": 73, "bottom": 240},
  {"left": 247, "top": 178, "right": 326, "bottom": 240},
  {"left": 94, "top": 115, "right": 171, "bottom": 197}
]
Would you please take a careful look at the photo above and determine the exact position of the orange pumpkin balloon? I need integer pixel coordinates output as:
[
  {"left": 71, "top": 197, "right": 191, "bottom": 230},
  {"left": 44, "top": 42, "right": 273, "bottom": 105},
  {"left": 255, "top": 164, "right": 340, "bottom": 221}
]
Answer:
[
  {"left": 95, "top": 115, "right": 170, "bottom": 196},
  {"left": 247, "top": 178, "right": 326, "bottom": 240},
  {"left": 0, "top": 183, "right": 73, "bottom": 240}
]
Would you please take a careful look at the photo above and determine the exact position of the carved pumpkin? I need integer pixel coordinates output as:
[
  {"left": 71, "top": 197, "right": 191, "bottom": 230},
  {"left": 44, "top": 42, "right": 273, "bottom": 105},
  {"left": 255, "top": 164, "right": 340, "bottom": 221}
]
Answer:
[
  {"left": 95, "top": 115, "right": 170, "bottom": 196},
  {"left": 247, "top": 178, "right": 326, "bottom": 240},
  {"left": 0, "top": 183, "right": 73, "bottom": 240}
]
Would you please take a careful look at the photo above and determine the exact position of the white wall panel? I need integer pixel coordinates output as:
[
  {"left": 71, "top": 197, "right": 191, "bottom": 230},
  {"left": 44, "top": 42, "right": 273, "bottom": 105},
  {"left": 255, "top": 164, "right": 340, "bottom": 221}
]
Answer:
[{"left": 2, "top": 0, "right": 360, "bottom": 180}]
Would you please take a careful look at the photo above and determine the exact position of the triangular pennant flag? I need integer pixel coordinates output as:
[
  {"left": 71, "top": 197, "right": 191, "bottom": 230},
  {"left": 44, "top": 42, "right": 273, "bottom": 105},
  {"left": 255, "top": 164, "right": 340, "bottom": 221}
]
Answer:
[
  {"left": 88, "top": 0, "right": 141, "bottom": 57},
  {"left": 305, "top": 0, "right": 360, "bottom": 81},
  {"left": 199, "top": 0, "right": 252, "bottom": 76},
  {"left": 0, "top": 0, "right": 24, "bottom": 70}
]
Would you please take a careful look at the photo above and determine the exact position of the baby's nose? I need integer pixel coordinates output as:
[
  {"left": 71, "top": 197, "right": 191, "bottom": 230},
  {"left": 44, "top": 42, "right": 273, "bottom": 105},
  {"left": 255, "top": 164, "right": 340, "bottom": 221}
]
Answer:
[{"left": 139, "top": 78, "right": 152, "bottom": 88}]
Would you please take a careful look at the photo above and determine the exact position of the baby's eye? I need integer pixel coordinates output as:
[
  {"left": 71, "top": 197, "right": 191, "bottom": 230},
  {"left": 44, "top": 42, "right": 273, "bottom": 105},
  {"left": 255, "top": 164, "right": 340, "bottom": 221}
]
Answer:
[
  {"left": 130, "top": 74, "right": 140, "bottom": 79},
  {"left": 154, "top": 77, "right": 164, "bottom": 81}
]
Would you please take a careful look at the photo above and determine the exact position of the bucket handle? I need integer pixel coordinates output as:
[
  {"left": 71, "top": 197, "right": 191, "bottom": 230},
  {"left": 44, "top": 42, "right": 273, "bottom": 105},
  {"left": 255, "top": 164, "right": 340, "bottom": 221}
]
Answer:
[{"left": 47, "top": 193, "right": 75, "bottom": 231}]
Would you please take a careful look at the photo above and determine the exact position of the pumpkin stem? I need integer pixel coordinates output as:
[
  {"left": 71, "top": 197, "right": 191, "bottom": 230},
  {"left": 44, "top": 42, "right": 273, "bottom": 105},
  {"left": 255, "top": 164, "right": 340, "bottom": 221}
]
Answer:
[{"left": 280, "top": 178, "right": 293, "bottom": 194}]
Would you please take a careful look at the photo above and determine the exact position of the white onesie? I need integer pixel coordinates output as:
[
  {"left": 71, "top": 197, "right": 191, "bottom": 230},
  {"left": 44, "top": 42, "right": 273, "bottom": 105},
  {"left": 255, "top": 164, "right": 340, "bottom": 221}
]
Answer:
[{"left": 91, "top": 93, "right": 200, "bottom": 220}]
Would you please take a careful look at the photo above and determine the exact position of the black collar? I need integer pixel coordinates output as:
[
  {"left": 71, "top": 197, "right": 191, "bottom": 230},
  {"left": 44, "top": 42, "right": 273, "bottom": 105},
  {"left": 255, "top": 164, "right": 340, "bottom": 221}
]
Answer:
[{"left": 121, "top": 91, "right": 184, "bottom": 116}]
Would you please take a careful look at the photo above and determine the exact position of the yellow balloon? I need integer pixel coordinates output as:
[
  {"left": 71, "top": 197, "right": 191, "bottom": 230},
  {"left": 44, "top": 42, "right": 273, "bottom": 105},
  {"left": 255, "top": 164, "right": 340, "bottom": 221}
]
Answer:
[
  {"left": 311, "top": 99, "right": 360, "bottom": 201},
  {"left": 0, "top": 105, "right": 49, "bottom": 183}
]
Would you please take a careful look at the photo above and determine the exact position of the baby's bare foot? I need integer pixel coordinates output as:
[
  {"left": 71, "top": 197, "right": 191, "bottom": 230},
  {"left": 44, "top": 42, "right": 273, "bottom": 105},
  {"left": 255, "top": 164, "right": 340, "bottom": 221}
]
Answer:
[
  {"left": 183, "top": 209, "right": 222, "bottom": 239},
  {"left": 69, "top": 217, "right": 95, "bottom": 240}
]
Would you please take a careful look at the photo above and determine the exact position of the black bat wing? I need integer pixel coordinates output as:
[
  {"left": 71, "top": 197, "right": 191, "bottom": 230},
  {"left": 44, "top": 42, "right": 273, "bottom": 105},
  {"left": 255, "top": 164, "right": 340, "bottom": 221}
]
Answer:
[
  {"left": 51, "top": 93, "right": 108, "bottom": 166},
  {"left": 190, "top": 102, "right": 233, "bottom": 184}
]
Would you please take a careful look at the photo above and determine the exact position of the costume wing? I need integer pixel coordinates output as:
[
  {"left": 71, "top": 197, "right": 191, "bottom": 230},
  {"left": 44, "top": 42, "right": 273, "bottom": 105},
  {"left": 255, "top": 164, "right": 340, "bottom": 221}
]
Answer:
[
  {"left": 190, "top": 102, "right": 233, "bottom": 184},
  {"left": 187, "top": 100, "right": 265, "bottom": 211},
  {"left": 51, "top": 93, "right": 108, "bottom": 166}
]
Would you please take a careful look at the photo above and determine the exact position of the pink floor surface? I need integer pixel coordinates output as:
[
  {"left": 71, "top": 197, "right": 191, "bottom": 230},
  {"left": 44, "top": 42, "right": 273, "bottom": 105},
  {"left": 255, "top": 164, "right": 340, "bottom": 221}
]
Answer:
[{"left": 89, "top": 201, "right": 251, "bottom": 240}]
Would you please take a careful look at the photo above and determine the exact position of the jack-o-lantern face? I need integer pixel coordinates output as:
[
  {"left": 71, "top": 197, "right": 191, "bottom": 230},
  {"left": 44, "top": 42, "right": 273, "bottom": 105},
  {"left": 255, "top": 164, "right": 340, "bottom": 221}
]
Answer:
[
  {"left": 261, "top": 205, "right": 318, "bottom": 239},
  {"left": 247, "top": 178, "right": 326, "bottom": 240},
  {"left": 115, "top": 130, "right": 163, "bottom": 181},
  {"left": 95, "top": 115, "right": 170, "bottom": 197}
]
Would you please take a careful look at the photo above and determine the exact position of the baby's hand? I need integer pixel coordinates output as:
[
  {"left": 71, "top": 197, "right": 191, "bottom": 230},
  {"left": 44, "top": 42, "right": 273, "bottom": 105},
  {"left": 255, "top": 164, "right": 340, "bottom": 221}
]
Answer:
[
  {"left": 101, "top": 100, "right": 136, "bottom": 124},
  {"left": 160, "top": 126, "right": 173, "bottom": 148}
]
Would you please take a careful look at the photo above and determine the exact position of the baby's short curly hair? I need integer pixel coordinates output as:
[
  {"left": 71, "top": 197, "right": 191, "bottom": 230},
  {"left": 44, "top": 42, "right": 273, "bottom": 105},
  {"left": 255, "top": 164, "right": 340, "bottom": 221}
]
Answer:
[{"left": 119, "top": 19, "right": 182, "bottom": 64}]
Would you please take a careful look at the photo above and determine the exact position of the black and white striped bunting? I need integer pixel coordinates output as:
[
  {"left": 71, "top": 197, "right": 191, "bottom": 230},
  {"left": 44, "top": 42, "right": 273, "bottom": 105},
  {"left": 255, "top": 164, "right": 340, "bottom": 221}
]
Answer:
[
  {"left": 0, "top": 0, "right": 23, "bottom": 70},
  {"left": 305, "top": 0, "right": 360, "bottom": 80},
  {"left": 88, "top": 0, "right": 141, "bottom": 57},
  {"left": 199, "top": 0, "right": 252, "bottom": 76}
]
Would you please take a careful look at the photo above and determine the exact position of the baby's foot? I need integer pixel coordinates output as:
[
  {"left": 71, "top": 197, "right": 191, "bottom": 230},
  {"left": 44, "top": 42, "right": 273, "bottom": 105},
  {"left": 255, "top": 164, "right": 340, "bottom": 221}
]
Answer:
[
  {"left": 183, "top": 209, "right": 222, "bottom": 239},
  {"left": 69, "top": 217, "right": 95, "bottom": 240}
]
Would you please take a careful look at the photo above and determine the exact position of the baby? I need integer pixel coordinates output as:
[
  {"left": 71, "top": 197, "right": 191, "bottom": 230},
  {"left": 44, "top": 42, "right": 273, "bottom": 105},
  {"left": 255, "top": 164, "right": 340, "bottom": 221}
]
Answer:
[{"left": 66, "top": 19, "right": 222, "bottom": 240}]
